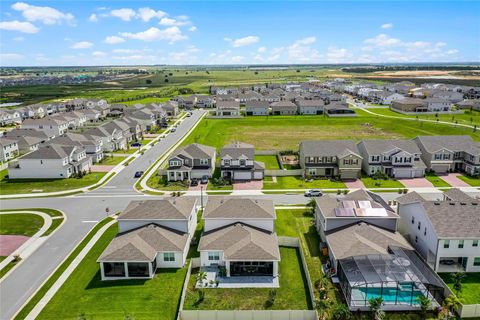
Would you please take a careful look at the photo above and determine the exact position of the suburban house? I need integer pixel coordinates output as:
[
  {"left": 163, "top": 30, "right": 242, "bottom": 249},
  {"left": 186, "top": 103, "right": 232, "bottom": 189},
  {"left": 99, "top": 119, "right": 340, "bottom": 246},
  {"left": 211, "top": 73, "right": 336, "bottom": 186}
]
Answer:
[
  {"left": 166, "top": 143, "right": 216, "bottom": 182},
  {"left": 245, "top": 101, "right": 269, "bottom": 116},
  {"left": 424, "top": 98, "right": 452, "bottom": 112},
  {"left": 47, "top": 133, "right": 104, "bottom": 163},
  {"left": 374, "top": 92, "right": 406, "bottom": 105},
  {"left": 296, "top": 99, "right": 324, "bottom": 115},
  {"left": 299, "top": 140, "right": 363, "bottom": 179},
  {"left": 270, "top": 101, "right": 297, "bottom": 115},
  {"left": 98, "top": 198, "right": 198, "bottom": 280},
  {"left": 0, "top": 138, "right": 19, "bottom": 162},
  {"left": 8, "top": 144, "right": 91, "bottom": 179},
  {"left": 324, "top": 103, "right": 356, "bottom": 117},
  {"left": 391, "top": 98, "right": 428, "bottom": 113},
  {"left": 220, "top": 142, "right": 264, "bottom": 181},
  {"left": 162, "top": 101, "right": 179, "bottom": 117},
  {"left": 86, "top": 126, "right": 127, "bottom": 152},
  {"left": 199, "top": 198, "right": 280, "bottom": 279},
  {"left": 21, "top": 117, "right": 69, "bottom": 137},
  {"left": 397, "top": 191, "right": 480, "bottom": 273},
  {"left": 357, "top": 139, "right": 426, "bottom": 178},
  {"left": 413, "top": 135, "right": 480, "bottom": 175},
  {"left": 315, "top": 190, "right": 444, "bottom": 311},
  {"left": 215, "top": 101, "right": 240, "bottom": 117}
]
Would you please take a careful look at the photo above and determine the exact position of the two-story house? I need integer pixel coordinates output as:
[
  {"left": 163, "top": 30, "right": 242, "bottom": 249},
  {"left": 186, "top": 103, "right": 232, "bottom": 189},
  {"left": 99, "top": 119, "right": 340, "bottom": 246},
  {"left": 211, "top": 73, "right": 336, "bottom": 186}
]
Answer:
[
  {"left": 87, "top": 126, "right": 127, "bottom": 152},
  {"left": 295, "top": 99, "right": 324, "bottom": 115},
  {"left": 245, "top": 101, "right": 269, "bottom": 116},
  {"left": 98, "top": 198, "right": 198, "bottom": 280},
  {"left": 21, "top": 117, "right": 68, "bottom": 137},
  {"left": 397, "top": 190, "right": 480, "bottom": 272},
  {"left": 299, "top": 140, "right": 363, "bottom": 179},
  {"left": 414, "top": 135, "right": 480, "bottom": 175},
  {"left": 357, "top": 139, "right": 426, "bottom": 178},
  {"left": 199, "top": 197, "right": 280, "bottom": 279},
  {"left": 166, "top": 143, "right": 216, "bottom": 182},
  {"left": 220, "top": 142, "right": 264, "bottom": 181},
  {"left": 0, "top": 138, "right": 19, "bottom": 162},
  {"left": 215, "top": 101, "right": 240, "bottom": 117},
  {"left": 270, "top": 101, "right": 297, "bottom": 115}
]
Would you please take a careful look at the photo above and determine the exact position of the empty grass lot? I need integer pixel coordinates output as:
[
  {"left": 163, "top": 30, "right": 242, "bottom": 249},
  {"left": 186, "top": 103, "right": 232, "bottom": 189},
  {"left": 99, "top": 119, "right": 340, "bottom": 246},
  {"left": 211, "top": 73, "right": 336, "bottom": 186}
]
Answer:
[
  {"left": 255, "top": 155, "right": 281, "bottom": 169},
  {"left": 439, "top": 273, "right": 480, "bottom": 305},
  {"left": 263, "top": 176, "right": 346, "bottom": 190},
  {"left": 0, "top": 170, "right": 106, "bottom": 195},
  {"left": 183, "top": 247, "right": 311, "bottom": 310},
  {"left": 424, "top": 172, "right": 451, "bottom": 188},
  {"left": 36, "top": 222, "right": 188, "bottom": 320},
  {"left": 0, "top": 214, "right": 44, "bottom": 237},
  {"left": 457, "top": 174, "right": 480, "bottom": 187},
  {"left": 181, "top": 111, "right": 480, "bottom": 152}
]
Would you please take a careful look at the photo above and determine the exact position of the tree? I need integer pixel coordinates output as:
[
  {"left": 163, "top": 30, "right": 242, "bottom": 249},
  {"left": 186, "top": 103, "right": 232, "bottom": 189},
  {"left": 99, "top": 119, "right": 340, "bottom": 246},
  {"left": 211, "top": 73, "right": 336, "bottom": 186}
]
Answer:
[
  {"left": 442, "top": 294, "right": 462, "bottom": 317},
  {"left": 145, "top": 79, "right": 152, "bottom": 84},
  {"left": 450, "top": 272, "right": 466, "bottom": 296},
  {"left": 368, "top": 297, "right": 385, "bottom": 320},
  {"left": 331, "top": 303, "right": 351, "bottom": 320},
  {"left": 417, "top": 295, "right": 432, "bottom": 319},
  {"left": 315, "top": 298, "right": 331, "bottom": 320},
  {"left": 195, "top": 271, "right": 207, "bottom": 286}
]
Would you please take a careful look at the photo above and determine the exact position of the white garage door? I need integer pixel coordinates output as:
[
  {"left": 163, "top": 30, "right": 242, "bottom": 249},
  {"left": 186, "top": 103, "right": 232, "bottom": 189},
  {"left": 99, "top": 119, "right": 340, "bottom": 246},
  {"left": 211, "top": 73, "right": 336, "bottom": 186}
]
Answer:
[
  {"left": 394, "top": 169, "right": 413, "bottom": 178},
  {"left": 234, "top": 171, "right": 252, "bottom": 180},
  {"left": 414, "top": 169, "right": 425, "bottom": 178},
  {"left": 253, "top": 171, "right": 264, "bottom": 180},
  {"left": 432, "top": 165, "right": 449, "bottom": 174}
]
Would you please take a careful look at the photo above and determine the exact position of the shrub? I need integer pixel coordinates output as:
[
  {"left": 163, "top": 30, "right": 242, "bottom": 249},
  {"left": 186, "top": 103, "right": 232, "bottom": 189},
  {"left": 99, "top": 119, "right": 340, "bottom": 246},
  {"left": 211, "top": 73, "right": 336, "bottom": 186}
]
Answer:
[{"left": 264, "top": 289, "right": 277, "bottom": 308}]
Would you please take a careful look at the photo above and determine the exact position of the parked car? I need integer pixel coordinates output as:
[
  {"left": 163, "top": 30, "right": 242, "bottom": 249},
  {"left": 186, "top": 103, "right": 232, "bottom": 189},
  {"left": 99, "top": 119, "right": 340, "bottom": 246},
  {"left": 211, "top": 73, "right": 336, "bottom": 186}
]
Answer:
[
  {"left": 130, "top": 142, "right": 141, "bottom": 147},
  {"left": 200, "top": 175, "right": 209, "bottom": 184},
  {"left": 439, "top": 259, "right": 456, "bottom": 265},
  {"left": 170, "top": 127, "right": 176, "bottom": 133},
  {"left": 134, "top": 171, "right": 144, "bottom": 178},
  {"left": 191, "top": 178, "right": 199, "bottom": 186},
  {"left": 304, "top": 189, "right": 323, "bottom": 197}
]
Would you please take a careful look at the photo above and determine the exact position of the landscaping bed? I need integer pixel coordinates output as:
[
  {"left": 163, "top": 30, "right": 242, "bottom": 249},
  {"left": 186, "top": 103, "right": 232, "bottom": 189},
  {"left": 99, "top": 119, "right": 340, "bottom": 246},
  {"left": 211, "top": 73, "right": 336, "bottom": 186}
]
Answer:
[
  {"left": 146, "top": 174, "right": 189, "bottom": 191},
  {"left": 262, "top": 176, "right": 346, "bottom": 190}
]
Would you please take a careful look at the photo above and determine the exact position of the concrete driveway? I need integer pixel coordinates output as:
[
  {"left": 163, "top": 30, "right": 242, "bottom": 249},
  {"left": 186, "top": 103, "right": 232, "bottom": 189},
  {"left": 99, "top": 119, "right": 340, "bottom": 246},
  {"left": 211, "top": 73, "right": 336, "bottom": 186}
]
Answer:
[
  {"left": 398, "top": 178, "right": 434, "bottom": 188},
  {"left": 0, "top": 235, "right": 29, "bottom": 256},
  {"left": 233, "top": 180, "right": 263, "bottom": 190},
  {"left": 188, "top": 182, "right": 207, "bottom": 191},
  {"left": 441, "top": 173, "right": 470, "bottom": 187}
]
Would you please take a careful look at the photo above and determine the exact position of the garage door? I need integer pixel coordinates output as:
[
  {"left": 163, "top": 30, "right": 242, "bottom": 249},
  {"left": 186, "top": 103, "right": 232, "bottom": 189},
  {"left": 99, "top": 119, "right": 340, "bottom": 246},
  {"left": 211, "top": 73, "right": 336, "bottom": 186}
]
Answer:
[
  {"left": 432, "top": 165, "right": 449, "bottom": 174},
  {"left": 253, "top": 171, "right": 264, "bottom": 180},
  {"left": 394, "top": 169, "right": 412, "bottom": 179},
  {"left": 340, "top": 170, "right": 358, "bottom": 180},
  {"left": 234, "top": 171, "right": 252, "bottom": 180},
  {"left": 414, "top": 169, "right": 425, "bottom": 178}
]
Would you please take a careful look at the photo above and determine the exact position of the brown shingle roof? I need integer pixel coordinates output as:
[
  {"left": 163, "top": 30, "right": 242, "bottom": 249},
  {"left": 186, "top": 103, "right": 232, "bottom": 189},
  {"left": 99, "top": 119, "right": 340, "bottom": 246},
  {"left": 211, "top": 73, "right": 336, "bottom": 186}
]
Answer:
[
  {"left": 203, "top": 197, "right": 275, "bottom": 219},
  {"left": 119, "top": 198, "right": 196, "bottom": 221}
]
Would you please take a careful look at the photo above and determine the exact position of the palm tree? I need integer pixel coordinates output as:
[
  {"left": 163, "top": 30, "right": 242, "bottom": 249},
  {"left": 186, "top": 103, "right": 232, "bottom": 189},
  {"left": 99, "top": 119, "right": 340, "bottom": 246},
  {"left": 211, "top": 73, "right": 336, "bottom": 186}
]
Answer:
[
  {"left": 450, "top": 272, "right": 466, "bottom": 296},
  {"left": 331, "top": 303, "right": 351, "bottom": 320},
  {"left": 368, "top": 297, "right": 385, "bottom": 320},
  {"left": 417, "top": 295, "right": 432, "bottom": 319},
  {"left": 195, "top": 271, "right": 207, "bottom": 286},
  {"left": 443, "top": 294, "right": 462, "bottom": 314}
]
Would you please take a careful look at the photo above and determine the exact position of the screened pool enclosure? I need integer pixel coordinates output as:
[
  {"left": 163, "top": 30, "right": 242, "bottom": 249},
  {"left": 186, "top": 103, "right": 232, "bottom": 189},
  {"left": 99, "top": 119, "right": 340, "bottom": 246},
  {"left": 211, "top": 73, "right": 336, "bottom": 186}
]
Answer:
[{"left": 337, "top": 246, "right": 444, "bottom": 310}]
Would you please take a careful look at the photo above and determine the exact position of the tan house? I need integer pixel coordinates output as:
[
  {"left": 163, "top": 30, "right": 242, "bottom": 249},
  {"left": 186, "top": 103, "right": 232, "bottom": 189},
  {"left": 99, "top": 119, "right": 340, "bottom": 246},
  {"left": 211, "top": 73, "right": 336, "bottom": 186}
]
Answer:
[{"left": 391, "top": 98, "right": 428, "bottom": 113}]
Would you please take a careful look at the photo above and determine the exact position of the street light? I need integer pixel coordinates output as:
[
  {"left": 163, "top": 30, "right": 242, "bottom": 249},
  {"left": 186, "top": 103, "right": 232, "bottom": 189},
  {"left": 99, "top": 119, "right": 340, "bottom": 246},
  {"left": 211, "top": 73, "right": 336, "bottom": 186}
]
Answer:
[{"left": 200, "top": 185, "right": 204, "bottom": 209}]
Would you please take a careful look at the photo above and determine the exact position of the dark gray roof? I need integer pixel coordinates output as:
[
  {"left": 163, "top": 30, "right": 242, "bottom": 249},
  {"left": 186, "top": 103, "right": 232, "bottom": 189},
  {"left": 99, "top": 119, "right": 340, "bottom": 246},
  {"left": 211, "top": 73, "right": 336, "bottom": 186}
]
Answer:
[
  {"left": 295, "top": 99, "right": 325, "bottom": 108},
  {"left": 220, "top": 141, "right": 254, "bottom": 159},
  {"left": 422, "top": 202, "right": 480, "bottom": 238},
  {"left": 203, "top": 197, "right": 275, "bottom": 219},
  {"left": 21, "top": 144, "right": 72, "bottom": 159},
  {"left": 119, "top": 198, "right": 197, "bottom": 221},
  {"left": 443, "top": 188, "right": 475, "bottom": 202},
  {"left": 169, "top": 143, "right": 215, "bottom": 161},
  {"left": 300, "top": 140, "right": 362, "bottom": 158},
  {"left": 358, "top": 139, "right": 421, "bottom": 156},
  {"left": 415, "top": 135, "right": 479, "bottom": 155}
]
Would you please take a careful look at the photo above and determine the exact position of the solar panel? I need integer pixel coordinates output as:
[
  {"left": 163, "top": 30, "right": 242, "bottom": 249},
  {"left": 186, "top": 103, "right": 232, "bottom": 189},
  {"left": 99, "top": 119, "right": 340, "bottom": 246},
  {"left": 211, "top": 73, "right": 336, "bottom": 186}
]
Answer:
[
  {"left": 342, "top": 201, "right": 356, "bottom": 208},
  {"left": 354, "top": 208, "right": 368, "bottom": 216},
  {"left": 357, "top": 201, "right": 372, "bottom": 209},
  {"left": 335, "top": 208, "right": 356, "bottom": 217}
]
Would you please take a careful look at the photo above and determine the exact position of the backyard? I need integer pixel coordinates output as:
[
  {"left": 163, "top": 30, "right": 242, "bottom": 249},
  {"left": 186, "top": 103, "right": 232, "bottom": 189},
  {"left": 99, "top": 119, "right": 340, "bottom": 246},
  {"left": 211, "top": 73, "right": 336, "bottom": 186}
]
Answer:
[
  {"left": 439, "top": 273, "right": 480, "bottom": 305},
  {"left": 36, "top": 222, "right": 188, "bottom": 320},
  {"left": 255, "top": 155, "right": 281, "bottom": 169},
  {"left": 183, "top": 247, "right": 312, "bottom": 310},
  {"left": 263, "top": 176, "right": 346, "bottom": 190},
  {"left": 0, "top": 170, "right": 106, "bottom": 195}
]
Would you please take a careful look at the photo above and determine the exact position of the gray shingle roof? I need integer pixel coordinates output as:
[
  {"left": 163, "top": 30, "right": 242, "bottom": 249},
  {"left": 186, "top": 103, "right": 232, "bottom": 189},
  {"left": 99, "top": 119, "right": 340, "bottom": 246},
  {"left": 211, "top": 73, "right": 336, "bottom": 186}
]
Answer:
[
  {"left": 203, "top": 197, "right": 275, "bottom": 219},
  {"left": 98, "top": 224, "right": 189, "bottom": 262},
  {"left": 358, "top": 139, "right": 421, "bottom": 156},
  {"left": 119, "top": 198, "right": 196, "bottom": 221},
  {"left": 169, "top": 143, "right": 215, "bottom": 161},
  {"left": 415, "top": 135, "right": 479, "bottom": 154},
  {"left": 422, "top": 202, "right": 480, "bottom": 238},
  {"left": 199, "top": 223, "right": 280, "bottom": 261},
  {"left": 295, "top": 99, "right": 325, "bottom": 108},
  {"left": 21, "top": 144, "right": 71, "bottom": 159},
  {"left": 443, "top": 188, "right": 475, "bottom": 202},
  {"left": 220, "top": 141, "right": 254, "bottom": 159},
  {"left": 300, "top": 140, "right": 362, "bottom": 158},
  {"left": 217, "top": 101, "right": 240, "bottom": 110}
]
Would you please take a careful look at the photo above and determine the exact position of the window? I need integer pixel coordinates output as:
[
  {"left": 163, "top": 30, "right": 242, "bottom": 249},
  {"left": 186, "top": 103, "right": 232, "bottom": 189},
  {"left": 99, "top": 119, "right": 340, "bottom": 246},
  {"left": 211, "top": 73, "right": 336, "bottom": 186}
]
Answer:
[
  {"left": 444, "top": 240, "right": 450, "bottom": 249},
  {"left": 411, "top": 216, "right": 415, "bottom": 224},
  {"left": 474, "top": 257, "right": 480, "bottom": 266},
  {"left": 224, "top": 159, "right": 231, "bottom": 166},
  {"left": 415, "top": 236, "right": 418, "bottom": 243},
  {"left": 418, "top": 221, "right": 421, "bottom": 230},
  {"left": 199, "top": 158, "right": 209, "bottom": 165},
  {"left": 473, "top": 240, "right": 479, "bottom": 247},
  {"left": 170, "top": 160, "right": 181, "bottom": 167},
  {"left": 239, "top": 159, "right": 246, "bottom": 166},
  {"left": 163, "top": 252, "right": 175, "bottom": 262},
  {"left": 424, "top": 227, "right": 427, "bottom": 236},
  {"left": 458, "top": 240, "right": 464, "bottom": 249},
  {"left": 208, "top": 251, "right": 220, "bottom": 261}
]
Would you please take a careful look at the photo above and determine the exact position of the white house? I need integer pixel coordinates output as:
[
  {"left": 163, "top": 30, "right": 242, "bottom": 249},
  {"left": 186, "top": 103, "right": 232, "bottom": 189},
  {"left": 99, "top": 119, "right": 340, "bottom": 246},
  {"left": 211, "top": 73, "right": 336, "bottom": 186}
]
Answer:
[
  {"left": 98, "top": 198, "right": 198, "bottom": 280},
  {"left": 0, "top": 138, "right": 19, "bottom": 162},
  {"left": 21, "top": 117, "right": 68, "bottom": 137},
  {"left": 397, "top": 191, "right": 480, "bottom": 273}
]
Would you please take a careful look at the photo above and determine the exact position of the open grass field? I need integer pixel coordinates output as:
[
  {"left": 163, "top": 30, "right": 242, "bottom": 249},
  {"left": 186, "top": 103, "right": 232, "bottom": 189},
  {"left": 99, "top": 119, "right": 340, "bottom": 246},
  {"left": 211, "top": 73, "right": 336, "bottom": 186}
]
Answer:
[
  {"left": 37, "top": 222, "right": 188, "bottom": 320},
  {"left": 255, "top": 155, "right": 281, "bottom": 169},
  {"left": 183, "top": 247, "right": 311, "bottom": 311},
  {"left": 0, "top": 214, "right": 44, "bottom": 237},
  {"left": 424, "top": 172, "right": 451, "bottom": 188},
  {"left": 439, "top": 273, "right": 480, "bottom": 305},
  {"left": 457, "top": 174, "right": 480, "bottom": 186},
  {"left": 0, "top": 170, "right": 106, "bottom": 195},
  {"left": 263, "top": 176, "right": 346, "bottom": 190},
  {"left": 181, "top": 111, "right": 480, "bottom": 152}
]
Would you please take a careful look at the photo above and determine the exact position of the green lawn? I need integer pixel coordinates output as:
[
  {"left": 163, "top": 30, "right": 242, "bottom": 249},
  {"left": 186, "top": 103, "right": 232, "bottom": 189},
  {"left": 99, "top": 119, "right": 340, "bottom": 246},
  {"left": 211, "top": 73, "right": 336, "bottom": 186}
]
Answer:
[
  {"left": 97, "top": 156, "right": 126, "bottom": 166},
  {"left": 146, "top": 174, "right": 189, "bottom": 191},
  {"left": 0, "top": 258, "right": 20, "bottom": 279},
  {"left": 0, "top": 208, "right": 63, "bottom": 217},
  {"left": 0, "top": 214, "right": 44, "bottom": 236},
  {"left": 361, "top": 175, "right": 405, "bottom": 189},
  {"left": 37, "top": 222, "right": 188, "bottom": 320},
  {"left": 181, "top": 112, "right": 479, "bottom": 151},
  {"left": 457, "top": 174, "right": 480, "bottom": 187},
  {"left": 141, "top": 139, "right": 153, "bottom": 145},
  {"left": 0, "top": 170, "right": 106, "bottom": 195},
  {"left": 255, "top": 155, "right": 281, "bottom": 169},
  {"left": 424, "top": 172, "right": 451, "bottom": 188},
  {"left": 263, "top": 176, "right": 346, "bottom": 190},
  {"left": 183, "top": 247, "right": 311, "bottom": 310},
  {"left": 439, "top": 273, "right": 480, "bottom": 305}
]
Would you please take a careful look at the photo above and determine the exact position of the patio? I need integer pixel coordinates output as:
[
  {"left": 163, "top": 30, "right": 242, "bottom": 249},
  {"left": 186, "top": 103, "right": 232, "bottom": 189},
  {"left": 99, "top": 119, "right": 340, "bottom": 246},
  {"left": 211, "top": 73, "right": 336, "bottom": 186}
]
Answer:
[{"left": 196, "top": 266, "right": 279, "bottom": 288}]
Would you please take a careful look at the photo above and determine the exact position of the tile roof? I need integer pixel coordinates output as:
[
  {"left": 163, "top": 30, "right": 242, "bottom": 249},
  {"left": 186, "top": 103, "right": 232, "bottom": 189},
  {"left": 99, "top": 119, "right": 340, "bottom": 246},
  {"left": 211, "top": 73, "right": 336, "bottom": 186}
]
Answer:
[{"left": 203, "top": 197, "right": 275, "bottom": 219}]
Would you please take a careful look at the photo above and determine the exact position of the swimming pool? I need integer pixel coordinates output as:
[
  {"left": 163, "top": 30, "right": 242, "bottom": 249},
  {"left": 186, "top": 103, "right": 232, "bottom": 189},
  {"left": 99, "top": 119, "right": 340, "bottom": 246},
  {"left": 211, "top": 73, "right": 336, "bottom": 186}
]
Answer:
[{"left": 355, "top": 285, "right": 424, "bottom": 304}]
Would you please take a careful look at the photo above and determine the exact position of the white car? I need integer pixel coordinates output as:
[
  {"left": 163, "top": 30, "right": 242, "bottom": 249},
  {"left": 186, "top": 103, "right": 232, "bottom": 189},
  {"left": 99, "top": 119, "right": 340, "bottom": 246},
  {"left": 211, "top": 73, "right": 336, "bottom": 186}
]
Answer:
[{"left": 304, "top": 189, "right": 323, "bottom": 197}]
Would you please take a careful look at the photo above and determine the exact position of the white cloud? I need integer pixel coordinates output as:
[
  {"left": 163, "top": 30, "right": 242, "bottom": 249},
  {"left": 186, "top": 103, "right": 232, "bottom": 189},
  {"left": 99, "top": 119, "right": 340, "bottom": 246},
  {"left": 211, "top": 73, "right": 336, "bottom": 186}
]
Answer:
[
  {"left": 226, "top": 35, "right": 260, "bottom": 47},
  {"left": 287, "top": 37, "right": 321, "bottom": 62},
  {"left": 381, "top": 23, "right": 393, "bottom": 29},
  {"left": 13, "top": 36, "right": 25, "bottom": 41},
  {"left": 294, "top": 36, "right": 316, "bottom": 46},
  {"left": 159, "top": 17, "right": 189, "bottom": 27},
  {"left": 137, "top": 7, "right": 166, "bottom": 22},
  {"left": 0, "top": 53, "right": 24, "bottom": 61},
  {"left": 92, "top": 51, "right": 106, "bottom": 57},
  {"left": 326, "top": 46, "right": 351, "bottom": 63},
  {"left": 104, "top": 35, "right": 125, "bottom": 44},
  {"left": 12, "top": 2, "right": 74, "bottom": 25},
  {"left": 89, "top": 13, "right": 98, "bottom": 22},
  {"left": 120, "top": 26, "right": 187, "bottom": 43},
  {"left": 169, "top": 46, "right": 200, "bottom": 63},
  {"left": 231, "top": 55, "right": 245, "bottom": 63},
  {"left": 188, "top": 26, "right": 197, "bottom": 32},
  {"left": 0, "top": 20, "right": 38, "bottom": 33},
  {"left": 110, "top": 8, "right": 136, "bottom": 21},
  {"left": 257, "top": 46, "right": 267, "bottom": 53},
  {"left": 364, "top": 34, "right": 401, "bottom": 47},
  {"left": 71, "top": 41, "right": 93, "bottom": 49}
]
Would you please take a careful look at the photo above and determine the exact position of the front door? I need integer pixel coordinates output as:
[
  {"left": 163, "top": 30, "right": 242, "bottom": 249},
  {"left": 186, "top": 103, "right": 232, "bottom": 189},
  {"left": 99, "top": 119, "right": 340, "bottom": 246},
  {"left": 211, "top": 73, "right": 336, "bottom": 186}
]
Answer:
[{"left": 325, "top": 168, "right": 333, "bottom": 176}]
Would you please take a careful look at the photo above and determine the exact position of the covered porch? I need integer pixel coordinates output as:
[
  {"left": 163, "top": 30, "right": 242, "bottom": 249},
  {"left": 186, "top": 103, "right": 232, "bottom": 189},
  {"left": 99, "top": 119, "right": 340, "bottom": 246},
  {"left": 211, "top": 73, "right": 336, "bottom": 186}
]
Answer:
[
  {"left": 100, "top": 260, "right": 156, "bottom": 280},
  {"left": 197, "top": 264, "right": 279, "bottom": 288},
  {"left": 436, "top": 257, "right": 468, "bottom": 273}
]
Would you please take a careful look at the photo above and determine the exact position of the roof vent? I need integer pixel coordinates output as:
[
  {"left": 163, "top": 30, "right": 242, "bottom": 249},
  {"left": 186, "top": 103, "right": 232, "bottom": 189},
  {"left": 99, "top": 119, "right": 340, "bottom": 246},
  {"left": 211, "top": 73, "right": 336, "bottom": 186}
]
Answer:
[
  {"left": 472, "top": 202, "right": 478, "bottom": 206},
  {"left": 460, "top": 202, "right": 466, "bottom": 206},
  {"left": 449, "top": 202, "right": 455, "bottom": 206},
  {"left": 434, "top": 202, "right": 440, "bottom": 205}
]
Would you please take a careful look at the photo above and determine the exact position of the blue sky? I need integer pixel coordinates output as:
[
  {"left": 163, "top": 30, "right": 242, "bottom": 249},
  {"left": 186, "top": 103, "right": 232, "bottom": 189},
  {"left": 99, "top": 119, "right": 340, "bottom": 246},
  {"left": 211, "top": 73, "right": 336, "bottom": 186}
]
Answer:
[{"left": 0, "top": 1, "right": 479, "bottom": 66}]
